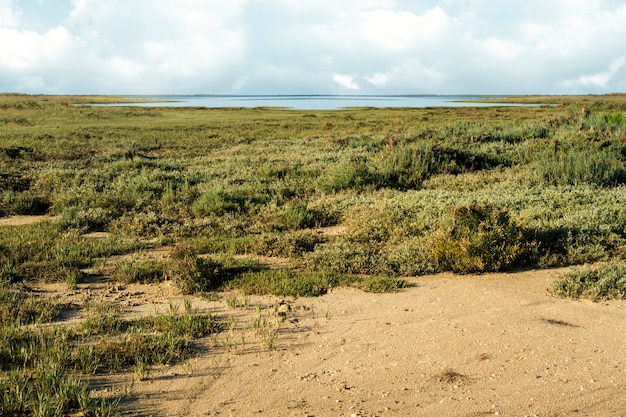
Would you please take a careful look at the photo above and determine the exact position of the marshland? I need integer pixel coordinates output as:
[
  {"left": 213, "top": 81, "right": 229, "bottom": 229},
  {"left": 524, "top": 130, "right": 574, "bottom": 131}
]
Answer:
[{"left": 1, "top": 93, "right": 625, "bottom": 416}]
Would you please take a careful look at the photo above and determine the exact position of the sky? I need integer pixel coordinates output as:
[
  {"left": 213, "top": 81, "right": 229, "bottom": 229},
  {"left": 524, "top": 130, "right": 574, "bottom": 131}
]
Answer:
[{"left": 1, "top": 0, "right": 626, "bottom": 95}]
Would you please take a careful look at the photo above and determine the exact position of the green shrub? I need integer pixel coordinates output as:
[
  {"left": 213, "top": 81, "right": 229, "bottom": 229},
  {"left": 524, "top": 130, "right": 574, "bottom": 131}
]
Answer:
[
  {"left": 0, "top": 172, "right": 31, "bottom": 192},
  {"left": 433, "top": 119, "right": 554, "bottom": 144},
  {"left": 372, "top": 144, "right": 509, "bottom": 190},
  {"left": 58, "top": 206, "right": 115, "bottom": 230},
  {"left": 254, "top": 230, "right": 325, "bottom": 257},
  {"left": 343, "top": 202, "right": 423, "bottom": 244},
  {"left": 534, "top": 226, "right": 622, "bottom": 268},
  {"left": 537, "top": 145, "right": 626, "bottom": 187},
  {"left": 303, "top": 241, "right": 382, "bottom": 275},
  {"left": 603, "top": 110, "right": 626, "bottom": 128},
  {"left": 429, "top": 203, "right": 536, "bottom": 274},
  {"left": 188, "top": 234, "right": 256, "bottom": 255},
  {"left": 371, "top": 146, "right": 428, "bottom": 190},
  {"left": 192, "top": 189, "right": 241, "bottom": 216},
  {"left": 318, "top": 143, "right": 510, "bottom": 193},
  {"left": 0, "top": 191, "right": 50, "bottom": 216},
  {"left": 317, "top": 154, "right": 372, "bottom": 193},
  {"left": 167, "top": 245, "right": 263, "bottom": 294},
  {"left": 380, "top": 237, "right": 437, "bottom": 276},
  {"left": 256, "top": 161, "right": 297, "bottom": 180},
  {"left": 167, "top": 248, "right": 222, "bottom": 294},
  {"left": 109, "top": 210, "right": 176, "bottom": 237},
  {"left": 551, "top": 261, "right": 626, "bottom": 300},
  {"left": 333, "top": 134, "right": 386, "bottom": 151},
  {"left": 191, "top": 186, "right": 271, "bottom": 217},
  {"left": 282, "top": 202, "right": 325, "bottom": 229}
]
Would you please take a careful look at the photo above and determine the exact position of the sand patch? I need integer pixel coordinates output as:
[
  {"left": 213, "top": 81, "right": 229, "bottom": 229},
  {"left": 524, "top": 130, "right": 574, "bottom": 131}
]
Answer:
[
  {"left": 58, "top": 267, "right": 625, "bottom": 417},
  {"left": 0, "top": 214, "right": 58, "bottom": 226}
]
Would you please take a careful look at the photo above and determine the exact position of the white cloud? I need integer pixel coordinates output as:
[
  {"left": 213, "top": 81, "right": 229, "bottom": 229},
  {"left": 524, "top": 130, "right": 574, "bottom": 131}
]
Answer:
[
  {"left": 1, "top": 0, "right": 247, "bottom": 93},
  {"left": 0, "top": 0, "right": 21, "bottom": 28},
  {"left": 365, "top": 59, "right": 445, "bottom": 93},
  {"left": 561, "top": 58, "right": 626, "bottom": 89},
  {"left": 333, "top": 74, "right": 359, "bottom": 90},
  {"left": 106, "top": 56, "right": 145, "bottom": 80},
  {"left": 356, "top": 7, "right": 449, "bottom": 51},
  {"left": 1, "top": 0, "right": 626, "bottom": 94},
  {"left": 365, "top": 73, "right": 390, "bottom": 86},
  {"left": 484, "top": 38, "right": 522, "bottom": 61},
  {"left": 0, "top": 26, "right": 74, "bottom": 70}
]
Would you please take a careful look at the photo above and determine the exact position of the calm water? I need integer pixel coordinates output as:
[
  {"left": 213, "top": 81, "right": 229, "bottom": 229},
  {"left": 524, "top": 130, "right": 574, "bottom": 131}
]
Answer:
[{"left": 104, "top": 95, "right": 532, "bottom": 110}]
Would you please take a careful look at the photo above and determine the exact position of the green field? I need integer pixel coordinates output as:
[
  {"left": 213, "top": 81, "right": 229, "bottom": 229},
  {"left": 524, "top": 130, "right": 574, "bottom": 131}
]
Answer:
[{"left": 1, "top": 93, "right": 626, "bottom": 415}]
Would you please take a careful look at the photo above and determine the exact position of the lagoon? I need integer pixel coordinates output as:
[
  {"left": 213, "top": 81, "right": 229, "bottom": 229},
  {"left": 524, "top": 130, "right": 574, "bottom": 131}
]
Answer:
[{"left": 101, "top": 94, "right": 532, "bottom": 110}]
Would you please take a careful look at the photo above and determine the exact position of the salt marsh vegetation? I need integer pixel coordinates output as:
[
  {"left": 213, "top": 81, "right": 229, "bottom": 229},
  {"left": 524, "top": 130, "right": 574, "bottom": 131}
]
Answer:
[{"left": 1, "top": 93, "right": 626, "bottom": 415}]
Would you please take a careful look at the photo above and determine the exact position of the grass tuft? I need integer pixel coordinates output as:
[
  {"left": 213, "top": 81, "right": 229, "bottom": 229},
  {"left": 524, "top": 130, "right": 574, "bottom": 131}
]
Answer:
[
  {"left": 226, "top": 269, "right": 357, "bottom": 297},
  {"left": 360, "top": 276, "right": 410, "bottom": 293},
  {"left": 113, "top": 258, "right": 168, "bottom": 284}
]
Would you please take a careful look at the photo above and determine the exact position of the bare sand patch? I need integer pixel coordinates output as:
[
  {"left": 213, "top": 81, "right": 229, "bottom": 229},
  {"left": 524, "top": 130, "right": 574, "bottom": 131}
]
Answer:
[
  {"left": 65, "top": 268, "right": 626, "bottom": 417},
  {"left": 0, "top": 214, "right": 58, "bottom": 226}
]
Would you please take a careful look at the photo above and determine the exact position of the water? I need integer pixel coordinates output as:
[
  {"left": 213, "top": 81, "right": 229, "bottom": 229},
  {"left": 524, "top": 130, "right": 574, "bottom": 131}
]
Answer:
[{"left": 103, "top": 95, "right": 532, "bottom": 110}]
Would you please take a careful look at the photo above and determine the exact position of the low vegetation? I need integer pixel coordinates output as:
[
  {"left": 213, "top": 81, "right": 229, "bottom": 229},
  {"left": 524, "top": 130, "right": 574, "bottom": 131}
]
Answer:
[
  {"left": 0, "top": 290, "right": 216, "bottom": 416},
  {"left": 2, "top": 93, "right": 626, "bottom": 414},
  {"left": 551, "top": 261, "right": 626, "bottom": 300}
]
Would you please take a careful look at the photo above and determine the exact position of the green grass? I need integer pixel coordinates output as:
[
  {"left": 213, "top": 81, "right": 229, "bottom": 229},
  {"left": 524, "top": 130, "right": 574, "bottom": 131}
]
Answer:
[
  {"left": 3, "top": 98, "right": 626, "bottom": 282},
  {"left": 3, "top": 94, "right": 626, "bottom": 413},
  {"left": 0, "top": 222, "right": 143, "bottom": 282},
  {"left": 0, "top": 287, "right": 63, "bottom": 326},
  {"left": 0, "top": 297, "right": 217, "bottom": 415},
  {"left": 112, "top": 258, "right": 168, "bottom": 284},
  {"left": 0, "top": 326, "right": 118, "bottom": 416},
  {"left": 225, "top": 269, "right": 358, "bottom": 297},
  {"left": 360, "top": 276, "right": 410, "bottom": 293}
]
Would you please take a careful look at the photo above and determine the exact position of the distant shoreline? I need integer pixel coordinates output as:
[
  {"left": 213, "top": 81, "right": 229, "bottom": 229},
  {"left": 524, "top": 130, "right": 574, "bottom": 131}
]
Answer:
[{"left": 83, "top": 94, "right": 542, "bottom": 110}]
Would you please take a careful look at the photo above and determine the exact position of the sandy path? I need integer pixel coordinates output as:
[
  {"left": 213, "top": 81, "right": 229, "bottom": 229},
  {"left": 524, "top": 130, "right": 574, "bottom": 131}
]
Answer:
[{"left": 113, "top": 268, "right": 626, "bottom": 417}]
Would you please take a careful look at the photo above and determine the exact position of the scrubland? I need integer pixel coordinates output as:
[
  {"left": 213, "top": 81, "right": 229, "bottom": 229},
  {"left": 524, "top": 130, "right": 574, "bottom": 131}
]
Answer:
[{"left": 1, "top": 94, "right": 626, "bottom": 415}]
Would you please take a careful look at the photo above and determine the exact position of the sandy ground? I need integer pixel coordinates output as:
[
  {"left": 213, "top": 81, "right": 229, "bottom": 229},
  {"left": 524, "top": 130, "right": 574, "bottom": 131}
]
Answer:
[
  {"left": 11, "top": 216, "right": 625, "bottom": 416},
  {"left": 80, "top": 268, "right": 625, "bottom": 417},
  {"left": 0, "top": 214, "right": 59, "bottom": 226}
]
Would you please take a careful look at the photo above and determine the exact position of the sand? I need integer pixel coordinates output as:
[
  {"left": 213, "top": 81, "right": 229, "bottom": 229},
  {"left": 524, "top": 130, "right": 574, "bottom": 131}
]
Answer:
[{"left": 86, "top": 268, "right": 625, "bottom": 417}]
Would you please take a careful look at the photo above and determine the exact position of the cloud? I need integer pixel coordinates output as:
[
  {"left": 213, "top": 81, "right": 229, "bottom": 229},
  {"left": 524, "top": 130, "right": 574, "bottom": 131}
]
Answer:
[
  {"left": 333, "top": 74, "right": 359, "bottom": 90},
  {"left": 1, "top": 0, "right": 249, "bottom": 93},
  {"left": 561, "top": 58, "right": 626, "bottom": 90},
  {"left": 1, "top": 0, "right": 626, "bottom": 94},
  {"left": 0, "top": 0, "right": 20, "bottom": 28},
  {"left": 62, "top": 0, "right": 247, "bottom": 91},
  {"left": 365, "top": 73, "right": 390, "bottom": 87},
  {"left": 356, "top": 7, "right": 449, "bottom": 51},
  {"left": 16, "top": 26, "right": 74, "bottom": 66}
]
